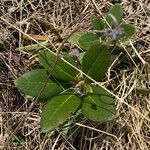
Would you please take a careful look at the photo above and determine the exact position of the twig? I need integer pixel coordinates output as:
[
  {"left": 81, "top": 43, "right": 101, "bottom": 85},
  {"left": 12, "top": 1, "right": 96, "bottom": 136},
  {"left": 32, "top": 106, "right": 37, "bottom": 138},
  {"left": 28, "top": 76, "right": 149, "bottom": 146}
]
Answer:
[{"left": 129, "top": 40, "right": 147, "bottom": 65}]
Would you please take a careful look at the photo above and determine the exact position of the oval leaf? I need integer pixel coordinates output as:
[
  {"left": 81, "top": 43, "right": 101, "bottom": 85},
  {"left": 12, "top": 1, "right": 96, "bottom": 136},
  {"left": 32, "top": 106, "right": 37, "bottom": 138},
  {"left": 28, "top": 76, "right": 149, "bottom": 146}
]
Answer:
[
  {"left": 106, "top": 4, "right": 123, "bottom": 27},
  {"left": 82, "top": 42, "right": 111, "bottom": 81},
  {"left": 14, "top": 69, "right": 62, "bottom": 101},
  {"left": 38, "top": 51, "right": 79, "bottom": 82},
  {"left": 82, "top": 85, "right": 116, "bottom": 122},
  {"left": 78, "top": 32, "right": 99, "bottom": 50},
  {"left": 121, "top": 23, "right": 135, "bottom": 40},
  {"left": 41, "top": 94, "right": 81, "bottom": 132},
  {"left": 91, "top": 18, "right": 105, "bottom": 30}
]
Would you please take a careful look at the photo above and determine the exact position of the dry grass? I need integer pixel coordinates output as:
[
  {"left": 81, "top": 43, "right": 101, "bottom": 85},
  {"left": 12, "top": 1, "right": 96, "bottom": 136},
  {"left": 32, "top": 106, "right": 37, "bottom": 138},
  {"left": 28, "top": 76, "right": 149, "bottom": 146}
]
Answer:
[{"left": 0, "top": 0, "right": 150, "bottom": 149}]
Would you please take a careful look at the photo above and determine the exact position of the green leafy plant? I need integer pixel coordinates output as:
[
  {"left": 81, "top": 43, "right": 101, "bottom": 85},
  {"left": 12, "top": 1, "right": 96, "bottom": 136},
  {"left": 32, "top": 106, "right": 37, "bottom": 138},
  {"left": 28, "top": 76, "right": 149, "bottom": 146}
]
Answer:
[{"left": 14, "top": 4, "right": 135, "bottom": 132}]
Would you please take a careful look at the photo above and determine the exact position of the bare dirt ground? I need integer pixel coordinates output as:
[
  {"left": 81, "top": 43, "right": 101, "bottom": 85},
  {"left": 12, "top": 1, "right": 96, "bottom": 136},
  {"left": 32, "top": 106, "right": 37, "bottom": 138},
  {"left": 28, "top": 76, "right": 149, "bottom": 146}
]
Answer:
[{"left": 0, "top": 0, "right": 150, "bottom": 149}]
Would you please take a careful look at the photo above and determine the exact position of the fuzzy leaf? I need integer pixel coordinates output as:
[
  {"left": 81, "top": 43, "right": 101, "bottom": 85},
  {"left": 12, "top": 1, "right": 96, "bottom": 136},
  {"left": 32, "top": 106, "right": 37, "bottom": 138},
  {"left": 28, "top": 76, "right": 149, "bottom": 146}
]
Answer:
[
  {"left": 121, "top": 23, "right": 135, "bottom": 40},
  {"left": 106, "top": 4, "right": 123, "bottom": 27},
  {"left": 82, "top": 42, "right": 111, "bottom": 81},
  {"left": 14, "top": 69, "right": 62, "bottom": 101},
  {"left": 38, "top": 51, "right": 79, "bottom": 82},
  {"left": 78, "top": 33, "right": 99, "bottom": 50},
  {"left": 41, "top": 94, "right": 81, "bottom": 132},
  {"left": 82, "top": 85, "right": 116, "bottom": 122}
]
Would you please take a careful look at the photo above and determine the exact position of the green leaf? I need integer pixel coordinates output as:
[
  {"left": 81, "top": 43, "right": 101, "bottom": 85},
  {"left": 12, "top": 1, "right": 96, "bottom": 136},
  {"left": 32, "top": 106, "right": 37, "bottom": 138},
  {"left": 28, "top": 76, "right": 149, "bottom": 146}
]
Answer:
[
  {"left": 78, "top": 52, "right": 85, "bottom": 64},
  {"left": 78, "top": 32, "right": 99, "bottom": 50},
  {"left": 121, "top": 23, "right": 135, "bottom": 40},
  {"left": 106, "top": 4, "right": 123, "bottom": 27},
  {"left": 63, "top": 53, "right": 78, "bottom": 66},
  {"left": 16, "top": 42, "right": 51, "bottom": 52},
  {"left": 84, "top": 84, "right": 93, "bottom": 93},
  {"left": 14, "top": 69, "right": 62, "bottom": 101},
  {"left": 82, "top": 85, "right": 116, "bottom": 122},
  {"left": 82, "top": 42, "right": 111, "bottom": 81},
  {"left": 38, "top": 51, "right": 79, "bottom": 82},
  {"left": 68, "top": 32, "right": 85, "bottom": 45},
  {"left": 41, "top": 94, "right": 81, "bottom": 132},
  {"left": 91, "top": 18, "right": 105, "bottom": 30}
]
